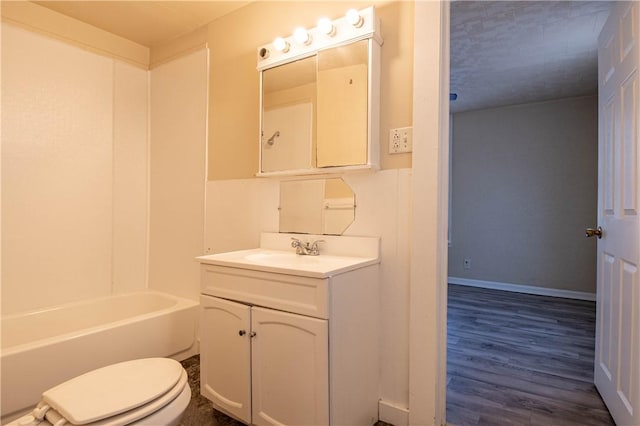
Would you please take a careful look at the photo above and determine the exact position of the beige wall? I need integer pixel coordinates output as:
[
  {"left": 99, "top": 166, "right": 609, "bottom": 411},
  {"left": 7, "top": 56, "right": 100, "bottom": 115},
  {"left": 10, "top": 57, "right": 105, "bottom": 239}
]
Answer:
[
  {"left": 449, "top": 96, "right": 598, "bottom": 293},
  {"left": 205, "top": 1, "right": 414, "bottom": 180},
  {"left": 1, "top": 22, "right": 149, "bottom": 314}
]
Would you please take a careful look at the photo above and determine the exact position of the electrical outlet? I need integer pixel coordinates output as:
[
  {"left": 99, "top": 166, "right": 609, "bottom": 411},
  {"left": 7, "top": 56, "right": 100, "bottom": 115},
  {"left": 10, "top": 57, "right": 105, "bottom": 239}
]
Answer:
[
  {"left": 463, "top": 258, "right": 471, "bottom": 269},
  {"left": 389, "top": 127, "right": 413, "bottom": 154}
]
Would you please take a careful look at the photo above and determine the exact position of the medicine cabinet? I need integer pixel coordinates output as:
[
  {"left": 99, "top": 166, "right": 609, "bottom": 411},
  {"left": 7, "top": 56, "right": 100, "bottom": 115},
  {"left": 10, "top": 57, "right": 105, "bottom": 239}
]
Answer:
[{"left": 257, "top": 7, "right": 382, "bottom": 176}]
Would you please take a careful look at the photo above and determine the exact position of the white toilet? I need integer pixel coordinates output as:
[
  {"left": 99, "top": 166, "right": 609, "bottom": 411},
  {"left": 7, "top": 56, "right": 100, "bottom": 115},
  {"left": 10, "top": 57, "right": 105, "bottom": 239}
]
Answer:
[{"left": 7, "top": 358, "right": 191, "bottom": 426}]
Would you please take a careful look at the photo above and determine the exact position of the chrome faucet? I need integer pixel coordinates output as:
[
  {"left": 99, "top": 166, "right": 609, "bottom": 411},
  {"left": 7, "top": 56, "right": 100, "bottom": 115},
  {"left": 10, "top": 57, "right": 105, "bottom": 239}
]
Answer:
[{"left": 291, "top": 238, "right": 325, "bottom": 256}]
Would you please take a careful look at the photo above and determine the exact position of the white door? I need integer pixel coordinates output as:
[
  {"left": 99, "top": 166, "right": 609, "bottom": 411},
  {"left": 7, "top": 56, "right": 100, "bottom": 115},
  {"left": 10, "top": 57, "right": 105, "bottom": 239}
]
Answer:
[
  {"left": 200, "top": 296, "right": 252, "bottom": 423},
  {"left": 595, "top": 2, "right": 640, "bottom": 425},
  {"left": 251, "top": 307, "right": 329, "bottom": 426}
]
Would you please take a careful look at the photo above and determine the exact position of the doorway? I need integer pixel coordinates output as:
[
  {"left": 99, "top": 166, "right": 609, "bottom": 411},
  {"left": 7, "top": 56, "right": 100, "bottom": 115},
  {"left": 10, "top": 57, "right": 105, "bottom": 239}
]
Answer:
[{"left": 445, "top": 1, "right": 612, "bottom": 424}]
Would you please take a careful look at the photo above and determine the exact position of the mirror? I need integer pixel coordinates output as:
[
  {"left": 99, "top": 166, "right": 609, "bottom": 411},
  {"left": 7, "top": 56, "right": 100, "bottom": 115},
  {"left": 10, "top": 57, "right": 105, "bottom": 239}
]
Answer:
[
  {"left": 261, "top": 56, "right": 316, "bottom": 172},
  {"left": 316, "top": 41, "right": 368, "bottom": 167},
  {"left": 260, "top": 39, "right": 377, "bottom": 175},
  {"left": 279, "top": 179, "right": 355, "bottom": 235}
]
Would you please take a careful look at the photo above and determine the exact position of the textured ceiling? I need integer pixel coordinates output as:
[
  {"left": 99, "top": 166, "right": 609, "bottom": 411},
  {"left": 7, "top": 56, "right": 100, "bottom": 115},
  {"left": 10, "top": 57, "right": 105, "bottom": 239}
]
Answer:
[
  {"left": 32, "top": 1, "right": 250, "bottom": 47},
  {"left": 450, "top": 1, "right": 612, "bottom": 113}
]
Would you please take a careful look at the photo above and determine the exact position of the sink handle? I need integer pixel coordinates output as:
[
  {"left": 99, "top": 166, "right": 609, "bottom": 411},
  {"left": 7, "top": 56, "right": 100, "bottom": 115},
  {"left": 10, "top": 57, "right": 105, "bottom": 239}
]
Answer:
[{"left": 310, "top": 240, "right": 325, "bottom": 256}]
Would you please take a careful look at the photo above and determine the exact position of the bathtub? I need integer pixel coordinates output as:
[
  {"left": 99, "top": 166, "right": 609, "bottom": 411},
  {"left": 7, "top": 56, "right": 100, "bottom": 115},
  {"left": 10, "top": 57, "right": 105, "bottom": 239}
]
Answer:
[{"left": 0, "top": 291, "right": 199, "bottom": 422}]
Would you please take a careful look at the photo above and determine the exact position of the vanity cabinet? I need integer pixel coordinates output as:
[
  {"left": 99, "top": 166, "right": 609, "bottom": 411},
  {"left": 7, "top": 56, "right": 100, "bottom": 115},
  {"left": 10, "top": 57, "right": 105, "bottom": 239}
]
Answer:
[
  {"left": 200, "top": 295, "right": 328, "bottom": 426},
  {"left": 198, "top": 260, "right": 379, "bottom": 426}
]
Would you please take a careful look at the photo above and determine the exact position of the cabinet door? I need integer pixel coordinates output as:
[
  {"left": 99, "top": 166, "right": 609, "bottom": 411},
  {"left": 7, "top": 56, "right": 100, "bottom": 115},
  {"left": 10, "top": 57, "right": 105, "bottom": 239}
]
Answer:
[
  {"left": 251, "top": 307, "right": 329, "bottom": 426},
  {"left": 200, "top": 295, "right": 251, "bottom": 423}
]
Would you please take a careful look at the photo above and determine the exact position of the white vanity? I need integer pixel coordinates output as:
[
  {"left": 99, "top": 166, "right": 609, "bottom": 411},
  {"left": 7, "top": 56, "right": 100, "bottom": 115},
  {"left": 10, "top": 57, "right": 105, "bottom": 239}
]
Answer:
[{"left": 197, "top": 233, "right": 380, "bottom": 426}]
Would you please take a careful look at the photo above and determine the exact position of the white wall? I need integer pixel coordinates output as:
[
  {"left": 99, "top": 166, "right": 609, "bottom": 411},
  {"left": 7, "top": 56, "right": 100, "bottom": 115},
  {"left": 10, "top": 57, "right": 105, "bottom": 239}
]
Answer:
[
  {"left": 148, "top": 49, "right": 208, "bottom": 301},
  {"left": 203, "top": 169, "right": 412, "bottom": 411},
  {"left": 344, "top": 169, "right": 412, "bottom": 410},
  {"left": 1, "top": 23, "right": 149, "bottom": 315},
  {"left": 112, "top": 62, "right": 150, "bottom": 294},
  {"left": 449, "top": 96, "right": 598, "bottom": 293}
]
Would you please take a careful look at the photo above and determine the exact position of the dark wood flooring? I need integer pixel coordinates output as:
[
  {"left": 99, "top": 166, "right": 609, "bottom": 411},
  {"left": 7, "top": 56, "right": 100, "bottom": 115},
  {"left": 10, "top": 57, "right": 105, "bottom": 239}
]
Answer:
[{"left": 446, "top": 284, "right": 615, "bottom": 426}]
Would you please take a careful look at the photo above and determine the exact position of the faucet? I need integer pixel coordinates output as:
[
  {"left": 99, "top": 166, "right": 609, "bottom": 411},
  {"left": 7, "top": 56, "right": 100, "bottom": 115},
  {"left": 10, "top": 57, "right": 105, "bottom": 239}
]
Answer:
[{"left": 291, "top": 238, "right": 325, "bottom": 256}]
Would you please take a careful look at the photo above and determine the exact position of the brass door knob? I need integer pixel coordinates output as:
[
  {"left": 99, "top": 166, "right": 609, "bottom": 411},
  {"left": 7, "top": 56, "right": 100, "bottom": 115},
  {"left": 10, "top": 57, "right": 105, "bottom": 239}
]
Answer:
[{"left": 585, "top": 226, "right": 603, "bottom": 239}]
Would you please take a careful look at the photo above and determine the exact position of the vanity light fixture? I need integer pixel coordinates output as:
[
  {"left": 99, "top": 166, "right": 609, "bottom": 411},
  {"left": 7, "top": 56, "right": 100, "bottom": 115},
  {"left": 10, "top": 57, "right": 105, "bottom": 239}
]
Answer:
[
  {"left": 317, "top": 17, "right": 336, "bottom": 36},
  {"left": 258, "top": 47, "right": 270, "bottom": 59},
  {"left": 273, "top": 37, "right": 290, "bottom": 53},
  {"left": 293, "top": 27, "right": 312, "bottom": 45},
  {"left": 257, "top": 6, "right": 381, "bottom": 69},
  {"left": 345, "top": 9, "right": 364, "bottom": 28}
]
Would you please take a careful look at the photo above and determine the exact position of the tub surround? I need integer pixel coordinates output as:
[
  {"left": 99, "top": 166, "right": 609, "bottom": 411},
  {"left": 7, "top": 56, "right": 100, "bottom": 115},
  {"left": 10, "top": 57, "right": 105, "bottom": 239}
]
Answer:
[{"left": 2, "top": 20, "right": 207, "bottom": 423}]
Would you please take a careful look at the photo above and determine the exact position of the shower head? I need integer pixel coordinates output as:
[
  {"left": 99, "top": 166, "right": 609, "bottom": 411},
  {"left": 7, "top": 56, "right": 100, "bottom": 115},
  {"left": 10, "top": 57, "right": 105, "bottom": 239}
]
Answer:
[{"left": 267, "top": 130, "right": 280, "bottom": 146}]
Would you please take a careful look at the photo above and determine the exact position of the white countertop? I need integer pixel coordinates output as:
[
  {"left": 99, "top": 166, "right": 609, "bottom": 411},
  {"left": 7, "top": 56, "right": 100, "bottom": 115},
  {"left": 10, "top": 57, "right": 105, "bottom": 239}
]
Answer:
[{"left": 196, "top": 248, "right": 379, "bottom": 278}]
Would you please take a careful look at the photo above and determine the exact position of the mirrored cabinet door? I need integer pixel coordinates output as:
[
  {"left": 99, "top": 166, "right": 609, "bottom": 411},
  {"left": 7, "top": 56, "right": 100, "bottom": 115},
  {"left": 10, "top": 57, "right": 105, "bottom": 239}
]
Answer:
[
  {"left": 261, "top": 56, "right": 317, "bottom": 173},
  {"left": 316, "top": 40, "right": 369, "bottom": 167}
]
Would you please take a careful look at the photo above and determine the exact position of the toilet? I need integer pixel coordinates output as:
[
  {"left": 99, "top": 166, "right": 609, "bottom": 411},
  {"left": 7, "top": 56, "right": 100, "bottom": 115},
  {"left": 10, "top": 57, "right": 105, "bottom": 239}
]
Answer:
[{"left": 7, "top": 358, "right": 191, "bottom": 426}]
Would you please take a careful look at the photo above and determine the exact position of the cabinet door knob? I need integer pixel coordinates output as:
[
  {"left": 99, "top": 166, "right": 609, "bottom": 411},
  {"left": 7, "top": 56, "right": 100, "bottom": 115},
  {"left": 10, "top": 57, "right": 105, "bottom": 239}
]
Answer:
[
  {"left": 238, "top": 330, "right": 246, "bottom": 336},
  {"left": 250, "top": 331, "right": 257, "bottom": 338}
]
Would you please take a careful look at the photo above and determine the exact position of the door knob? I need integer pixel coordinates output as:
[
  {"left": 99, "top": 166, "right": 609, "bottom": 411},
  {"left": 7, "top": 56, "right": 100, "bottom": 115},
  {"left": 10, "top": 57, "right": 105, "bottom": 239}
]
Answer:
[
  {"left": 239, "top": 330, "right": 246, "bottom": 336},
  {"left": 585, "top": 226, "right": 603, "bottom": 239}
]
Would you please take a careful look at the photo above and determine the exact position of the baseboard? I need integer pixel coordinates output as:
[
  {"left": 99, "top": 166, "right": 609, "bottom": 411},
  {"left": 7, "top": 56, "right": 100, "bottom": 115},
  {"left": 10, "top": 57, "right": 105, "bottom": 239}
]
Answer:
[
  {"left": 379, "top": 400, "right": 409, "bottom": 426},
  {"left": 448, "top": 277, "right": 596, "bottom": 301}
]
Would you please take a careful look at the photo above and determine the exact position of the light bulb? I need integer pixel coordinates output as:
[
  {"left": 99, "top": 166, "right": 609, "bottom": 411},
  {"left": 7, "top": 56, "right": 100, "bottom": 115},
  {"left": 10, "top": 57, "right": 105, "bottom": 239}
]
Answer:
[
  {"left": 273, "top": 37, "right": 289, "bottom": 53},
  {"left": 317, "top": 17, "right": 335, "bottom": 36},
  {"left": 293, "top": 27, "right": 311, "bottom": 45},
  {"left": 346, "top": 9, "right": 364, "bottom": 28}
]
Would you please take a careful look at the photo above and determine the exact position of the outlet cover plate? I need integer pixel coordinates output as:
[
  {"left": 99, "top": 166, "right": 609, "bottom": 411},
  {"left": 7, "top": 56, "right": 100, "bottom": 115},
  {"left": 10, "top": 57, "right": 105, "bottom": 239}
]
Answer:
[{"left": 389, "top": 127, "right": 413, "bottom": 154}]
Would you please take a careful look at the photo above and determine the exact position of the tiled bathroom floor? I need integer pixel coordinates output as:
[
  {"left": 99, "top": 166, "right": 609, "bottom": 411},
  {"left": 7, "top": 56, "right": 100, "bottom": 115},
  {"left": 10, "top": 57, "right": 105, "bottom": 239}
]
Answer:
[
  {"left": 179, "top": 355, "right": 244, "bottom": 426},
  {"left": 179, "top": 355, "right": 392, "bottom": 426}
]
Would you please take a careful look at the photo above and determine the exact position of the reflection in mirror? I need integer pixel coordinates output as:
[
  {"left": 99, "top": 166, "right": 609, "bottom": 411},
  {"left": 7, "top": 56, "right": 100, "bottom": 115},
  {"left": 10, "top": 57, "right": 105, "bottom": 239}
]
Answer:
[
  {"left": 279, "top": 178, "right": 355, "bottom": 235},
  {"left": 261, "top": 56, "right": 317, "bottom": 172},
  {"left": 316, "top": 40, "right": 368, "bottom": 167}
]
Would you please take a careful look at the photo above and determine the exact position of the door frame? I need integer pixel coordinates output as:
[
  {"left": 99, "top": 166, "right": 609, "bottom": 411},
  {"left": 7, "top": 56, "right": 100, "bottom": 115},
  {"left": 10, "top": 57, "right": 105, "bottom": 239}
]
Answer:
[{"left": 409, "top": 2, "right": 450, "bottom": 425}]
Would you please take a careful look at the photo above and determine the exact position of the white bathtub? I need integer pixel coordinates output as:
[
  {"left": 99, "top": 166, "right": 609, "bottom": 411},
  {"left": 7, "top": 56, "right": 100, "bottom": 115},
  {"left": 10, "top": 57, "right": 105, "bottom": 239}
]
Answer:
[{"left": 0, "top": 291, "right": 199, "bottom": 422}]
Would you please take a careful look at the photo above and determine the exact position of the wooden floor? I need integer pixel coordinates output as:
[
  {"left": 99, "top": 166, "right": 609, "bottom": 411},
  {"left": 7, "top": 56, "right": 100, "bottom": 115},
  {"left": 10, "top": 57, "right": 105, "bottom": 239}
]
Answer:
[{"left": 446, "top": 284, "right": 615, "bottom": 426}]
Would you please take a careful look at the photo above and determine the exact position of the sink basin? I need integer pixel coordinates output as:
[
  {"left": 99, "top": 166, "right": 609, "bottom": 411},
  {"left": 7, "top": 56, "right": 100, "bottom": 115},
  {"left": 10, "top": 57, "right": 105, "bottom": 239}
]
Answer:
[
  {"left": 197, "top": 248, "right": 378, "bottom": 278},
  {"left": 243, "top": 252, "right": 320, "bottom": 265}
]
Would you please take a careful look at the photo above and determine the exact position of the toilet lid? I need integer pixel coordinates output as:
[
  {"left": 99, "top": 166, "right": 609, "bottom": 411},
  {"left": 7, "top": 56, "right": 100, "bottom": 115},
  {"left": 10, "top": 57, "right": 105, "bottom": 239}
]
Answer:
[{"left": 42, "top": 358, "right": 184, "bottom": 425}]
